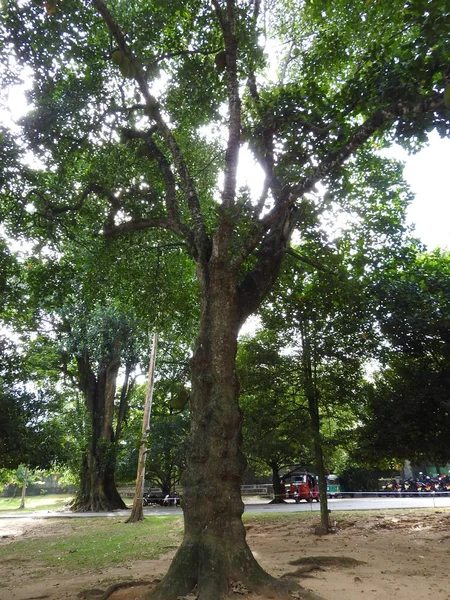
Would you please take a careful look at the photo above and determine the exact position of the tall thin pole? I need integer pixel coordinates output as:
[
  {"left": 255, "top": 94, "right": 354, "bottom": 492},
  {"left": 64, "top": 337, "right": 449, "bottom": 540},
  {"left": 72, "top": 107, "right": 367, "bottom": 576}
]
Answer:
[{"left": 126, "top": 331, "right": 158, "bottom": 523}]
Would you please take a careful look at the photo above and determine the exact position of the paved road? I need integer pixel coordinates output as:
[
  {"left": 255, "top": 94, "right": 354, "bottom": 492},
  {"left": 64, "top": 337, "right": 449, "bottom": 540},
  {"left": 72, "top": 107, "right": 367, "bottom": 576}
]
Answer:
[{"left": 1, "top": 496, "right": 449, "bottom": 519}]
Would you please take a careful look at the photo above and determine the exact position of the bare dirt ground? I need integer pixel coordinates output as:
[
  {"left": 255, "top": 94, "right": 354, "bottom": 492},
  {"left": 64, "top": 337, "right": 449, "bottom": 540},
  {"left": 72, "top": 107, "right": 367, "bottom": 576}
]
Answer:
[{"left": 0, "top": 509, "right": 449, "bottom": 600}]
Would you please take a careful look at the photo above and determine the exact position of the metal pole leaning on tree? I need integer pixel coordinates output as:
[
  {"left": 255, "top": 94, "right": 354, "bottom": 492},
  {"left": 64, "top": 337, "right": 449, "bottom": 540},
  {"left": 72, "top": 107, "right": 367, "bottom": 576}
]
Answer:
[{"left": 126, "top": 331, "right": 158, "bottom": 523}]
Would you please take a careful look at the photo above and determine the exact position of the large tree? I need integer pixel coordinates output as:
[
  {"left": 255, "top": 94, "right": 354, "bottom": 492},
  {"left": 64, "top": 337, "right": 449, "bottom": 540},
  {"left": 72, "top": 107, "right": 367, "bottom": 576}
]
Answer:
[
  {"left": 2, "top": 1, "right": 450, "bottom": 598},
  {"left": 357, "top": 249, "right": 450, "bottom": 466}
]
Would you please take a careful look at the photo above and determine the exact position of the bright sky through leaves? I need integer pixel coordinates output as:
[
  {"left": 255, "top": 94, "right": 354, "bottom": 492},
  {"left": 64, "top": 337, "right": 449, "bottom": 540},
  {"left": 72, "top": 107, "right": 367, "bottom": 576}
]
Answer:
[{"left": 2, "top": 73, "right": 449, "bottom": 252}]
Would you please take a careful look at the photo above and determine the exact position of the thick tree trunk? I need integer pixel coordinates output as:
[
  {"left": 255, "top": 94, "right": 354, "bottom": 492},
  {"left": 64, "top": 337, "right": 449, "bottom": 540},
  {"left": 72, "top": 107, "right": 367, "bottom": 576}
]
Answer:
[
  {"left": 148, "top": 268, "right": 302, "bottom": 600},
  {"left": 73, "top": 441, "right": 125, "bottom": 512},
  {"left": 72, "top": 351, "right": 126, "bottom": 512}
]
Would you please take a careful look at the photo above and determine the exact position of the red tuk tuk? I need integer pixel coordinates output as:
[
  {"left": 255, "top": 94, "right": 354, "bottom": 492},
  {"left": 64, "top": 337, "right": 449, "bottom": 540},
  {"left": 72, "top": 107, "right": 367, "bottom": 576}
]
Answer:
[{"left": 281, "top": 471, "right": 319, "bottom": 503}]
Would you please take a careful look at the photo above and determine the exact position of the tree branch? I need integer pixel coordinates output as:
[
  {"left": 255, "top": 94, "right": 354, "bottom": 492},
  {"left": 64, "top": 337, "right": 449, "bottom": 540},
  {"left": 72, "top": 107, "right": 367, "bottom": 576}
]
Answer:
[
  {"left": 293, "top": 93, "right": 447, "bottom": 197},
  {"left": 91, "top": 0, "right": 210, "bottom": 263},
  {"left": 104, "top": 217, "right": 183, "bottom": 239},
  {"left": 236, "top": 202, "right": 298, "bottom": 324},
  {"left": 209, "top": 0, "right": 242, "bottom": 261},
  {"left": 120, "top": 127, "right": 193, "bottom": 244},
  {"left": 285, "top": 248, "right": 330, "bottom": 273},
  {"left": 236, "top": 93, "right": 446, "bottom": 322}
]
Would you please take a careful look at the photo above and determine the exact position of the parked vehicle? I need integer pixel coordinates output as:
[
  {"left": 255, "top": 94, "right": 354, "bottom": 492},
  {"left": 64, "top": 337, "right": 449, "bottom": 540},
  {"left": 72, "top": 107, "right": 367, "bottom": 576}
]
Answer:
[
  {"left": 282, "top": 471, "right": 319, "bottom": 503},
  {"left": 401, "top": 477, "right": 418, "bottom": 496},
  {"left": 163, "top": 491, "right": 181, "bottom": 506},
  {"left": 438, "top": 473, "right": 450, "bottom": 493},
  {"left": 143, "top": 491, "right": 165, "bottom": 506},
  {"left": 381, "top": 479, "right": 402, "bottom": 496},
  {"left": 326, "top": 474, "right": 345, "bottom": 498}
]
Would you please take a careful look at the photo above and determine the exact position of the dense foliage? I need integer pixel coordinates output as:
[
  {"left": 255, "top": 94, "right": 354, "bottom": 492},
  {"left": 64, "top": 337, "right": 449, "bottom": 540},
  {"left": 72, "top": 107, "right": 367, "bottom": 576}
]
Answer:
[{"left": 1, "top": 0, "right": 450, "bottom": 596}]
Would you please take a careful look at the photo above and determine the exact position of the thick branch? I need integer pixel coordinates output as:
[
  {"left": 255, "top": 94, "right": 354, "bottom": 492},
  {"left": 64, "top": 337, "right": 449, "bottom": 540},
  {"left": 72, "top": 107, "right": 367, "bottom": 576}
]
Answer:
[
  {"left": 236, "top": 94, "right": 446, "bottom": 322},
  {"left": 104, "top": 217, "right": 181, "bottom": 238},
  {"left": 293, "top": 93, "right": 446, "bottom": 197},
  {"left": 236, "top": 203, "right": 297, "bottom": 324},
  {"left": 230, "top": 188, "right": 291, "bottom": 272},
  {"left": 210, "top": 0, "right": 242, "bottom": 262},
  {"left": 32, "top": 183, "right": 101, "bottom": 219},
  {"left": 92, "top": 0, "right": 210, "bottom": 262},
  {"left": 218, "top": 0, "right": 241, "bottom": 210},
  {"left": 120, "top": 127, "right": 193, "bottom": 244}
]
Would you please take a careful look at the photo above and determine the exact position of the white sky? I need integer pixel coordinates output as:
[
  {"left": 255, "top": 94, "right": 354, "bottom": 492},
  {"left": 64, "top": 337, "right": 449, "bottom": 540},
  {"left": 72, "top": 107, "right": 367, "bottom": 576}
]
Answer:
[
  {"left": 392, "top": 131, "right": 450, "bottom": 250},
  {"left": 238, "top": 132, "right": 450, "bottom": 252}
]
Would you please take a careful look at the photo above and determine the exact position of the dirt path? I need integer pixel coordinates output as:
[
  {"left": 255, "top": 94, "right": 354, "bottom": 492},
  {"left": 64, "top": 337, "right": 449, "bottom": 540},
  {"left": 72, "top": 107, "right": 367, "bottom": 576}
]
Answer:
[{"left": 1, "top": 510, "right": 449, "bottom": 600}]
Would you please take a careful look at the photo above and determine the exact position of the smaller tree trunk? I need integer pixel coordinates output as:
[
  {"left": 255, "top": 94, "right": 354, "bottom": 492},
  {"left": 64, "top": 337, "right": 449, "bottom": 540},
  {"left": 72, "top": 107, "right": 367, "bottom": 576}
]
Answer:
[
  {"left": 18, "top": 467, "right": 28, "bottom": 510},
  {"left": 311, "top": 421, "right": 330, "bottom": 532},
  {"left": 127, "top": 332, "right": 158, "bottom": 523},
  {"left": 302, "top": 324, "right": 330, "bottom": 533},
  {"left": 270, "top": 461, "right": 285, "bottom": 503}
]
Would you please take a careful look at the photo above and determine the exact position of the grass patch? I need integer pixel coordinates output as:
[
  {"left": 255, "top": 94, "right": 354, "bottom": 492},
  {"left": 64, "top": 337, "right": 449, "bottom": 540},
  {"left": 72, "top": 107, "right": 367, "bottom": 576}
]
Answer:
[
  {"left": 0, "top": 494, "right": 74, "bottom": 513},
  {"left": 0, "top": 516, "right": 183, "bottom": 576}
]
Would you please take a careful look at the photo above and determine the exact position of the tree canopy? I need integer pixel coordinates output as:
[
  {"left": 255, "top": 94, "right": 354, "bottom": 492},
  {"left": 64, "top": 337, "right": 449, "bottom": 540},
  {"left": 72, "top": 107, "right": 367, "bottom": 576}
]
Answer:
[{"left": 2, "top": 0, "right": 450, "bottom": 598}]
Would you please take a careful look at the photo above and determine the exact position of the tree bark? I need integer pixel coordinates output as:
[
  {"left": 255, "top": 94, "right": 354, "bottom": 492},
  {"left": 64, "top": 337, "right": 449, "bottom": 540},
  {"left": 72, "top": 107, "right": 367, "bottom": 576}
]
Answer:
[
  {"left": 147, "top": 266, "right": 303, "bottom": 600},
  {"left": 72, "top": 350, "right": 126, "bottom": 512}
]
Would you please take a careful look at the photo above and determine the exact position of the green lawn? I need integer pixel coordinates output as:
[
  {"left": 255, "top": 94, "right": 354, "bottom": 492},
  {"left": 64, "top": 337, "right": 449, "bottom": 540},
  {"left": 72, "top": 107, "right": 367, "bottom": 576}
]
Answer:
[
  {"left": 0, "top": 516, "right": 183, "bottom": 575},
  {"left": 0, "top": 509, "right": 441, "bottom": 580},
  {"left": 0, "top": 512, "right": 315, "bottom": 577},
  {"left": 0, "top": 494, "right": 75, "bottom": 513}
]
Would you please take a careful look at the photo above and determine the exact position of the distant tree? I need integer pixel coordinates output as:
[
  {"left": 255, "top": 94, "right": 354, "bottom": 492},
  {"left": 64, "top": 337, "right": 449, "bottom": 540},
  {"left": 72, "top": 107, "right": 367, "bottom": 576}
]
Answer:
[
  {"left": 357, "top": 250, "right": 450, "bottom": 465},
  {"left": 238, "top": 332, "right": 313, "bottom": 502},
  {"left": 63, "top": 305, "right": 141, "bottom": 512},
  {"left": 0, "top": 336, "right": 72, "bottom": 471}
]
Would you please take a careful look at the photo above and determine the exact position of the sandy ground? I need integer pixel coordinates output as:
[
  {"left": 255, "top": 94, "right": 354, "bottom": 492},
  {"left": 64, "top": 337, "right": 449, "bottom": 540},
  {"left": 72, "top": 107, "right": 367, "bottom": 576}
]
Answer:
[{"left": 0, "top": 509, "right": 449, "bottom": 600}]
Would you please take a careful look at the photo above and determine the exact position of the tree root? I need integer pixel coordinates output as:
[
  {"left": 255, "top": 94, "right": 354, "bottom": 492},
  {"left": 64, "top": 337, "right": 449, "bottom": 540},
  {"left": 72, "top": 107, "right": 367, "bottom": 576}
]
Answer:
[
  {"left": 98, "top": 580, "right": 155, "bottom": 600},
  {"left": 281, "top": 565, "right": 325, "bottom": 578},
  {"left": 97, "top": 575, "right": 326, "bottom": 600},
  {"left": 97, "top": 542, "right": 329, "bottom": 600},
  {"left": 142, "top": 539, "right": 328, "bottom": 600}
]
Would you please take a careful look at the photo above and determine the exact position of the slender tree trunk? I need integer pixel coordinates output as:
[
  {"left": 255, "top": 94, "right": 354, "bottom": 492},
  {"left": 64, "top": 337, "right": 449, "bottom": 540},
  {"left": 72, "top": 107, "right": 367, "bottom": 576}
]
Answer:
[
  {"left": 127, "top": 332, "right": 158, "bottom": 523},
  {"left": 270, "top": 461, "right": 285, "bottom": 503},
  {"left": 148, "top": 267, "right": 306, "bottom": 600},
  {"left": 302, "top": 324, "right": 330, "bottom": 533},
  {"left": 18, "top": 467, "right": 27, "bottom": 510},
  {"left": 309, "top": 400, "right": 329, "bottom": 532},
  {"left": 115, "top": 363, "right": 134, "bottom": 452}
]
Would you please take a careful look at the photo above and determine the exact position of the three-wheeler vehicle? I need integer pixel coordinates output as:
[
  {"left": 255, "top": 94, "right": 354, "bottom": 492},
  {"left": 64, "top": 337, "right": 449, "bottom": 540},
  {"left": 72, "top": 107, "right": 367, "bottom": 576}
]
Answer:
[
  {"left": 282, "top": 471, "right": 319, "bottom": 502},
  {"left": 326, "top": 474, "right": 345, "bottom": 498}
]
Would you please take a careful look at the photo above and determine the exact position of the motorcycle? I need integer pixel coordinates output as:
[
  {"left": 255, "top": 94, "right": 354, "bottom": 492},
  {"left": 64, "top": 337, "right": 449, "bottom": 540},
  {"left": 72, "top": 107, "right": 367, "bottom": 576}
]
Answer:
[
  {"left": 438, "top": 474, "right": 450, "bottom": 495},
  {"left": 382, "top": 479, "right": 402, "bottom": 497},
  {"left": 401, "top": 478, "right": 417, "bottom": 497}
]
